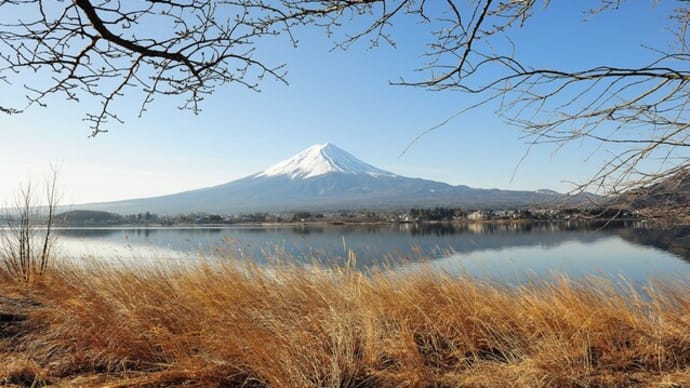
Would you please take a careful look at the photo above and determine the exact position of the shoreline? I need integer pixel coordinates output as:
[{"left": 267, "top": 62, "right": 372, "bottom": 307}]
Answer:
[{"left": 49, "top": 217, "right": 650, "bottom": 229}]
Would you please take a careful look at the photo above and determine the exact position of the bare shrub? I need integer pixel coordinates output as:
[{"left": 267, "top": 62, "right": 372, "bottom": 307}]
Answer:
[{"left": 0, "top": 169, "right": 58, "bottom": 284}]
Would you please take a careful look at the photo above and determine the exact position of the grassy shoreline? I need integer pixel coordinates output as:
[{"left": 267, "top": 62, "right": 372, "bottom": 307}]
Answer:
[{"left": 1, "top": 261, "right": 689, "bottom": 387}]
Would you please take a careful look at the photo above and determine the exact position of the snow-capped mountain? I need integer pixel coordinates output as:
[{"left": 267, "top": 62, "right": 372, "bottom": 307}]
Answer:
[
  {"left": 257, "top": 143, "right": 396, "bottom": 179},
  {"left": 76, "top": 144, "right": 587, "bottom": 215}
]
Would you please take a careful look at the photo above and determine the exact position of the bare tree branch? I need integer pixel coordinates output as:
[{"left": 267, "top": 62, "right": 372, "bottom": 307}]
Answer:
[
  {"left": 0, "top": 0, "right": 384, "bottom": 136},
  {"left": 357, "top": 0, "right": 690, "bottom": 219}
]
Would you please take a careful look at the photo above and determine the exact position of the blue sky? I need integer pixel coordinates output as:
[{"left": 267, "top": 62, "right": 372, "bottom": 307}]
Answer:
[{"left": 0, "top": 1, "right": 679, "bottom": 205}]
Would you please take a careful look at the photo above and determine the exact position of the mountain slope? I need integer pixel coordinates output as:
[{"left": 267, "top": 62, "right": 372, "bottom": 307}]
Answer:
[
  {"left": 76, "top": 144, "right": 586, "bottom": 214},
  {"left": 614, "top": 168, "right": 690, "bottom": 224}
]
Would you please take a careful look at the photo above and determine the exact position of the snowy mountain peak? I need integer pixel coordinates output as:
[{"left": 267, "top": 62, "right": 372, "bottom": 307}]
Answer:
[{"left": 257, "top": 143, "right": 397, "bottom": 179}]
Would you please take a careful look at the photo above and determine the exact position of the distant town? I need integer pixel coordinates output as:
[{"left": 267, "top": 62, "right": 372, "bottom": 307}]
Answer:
[{"left": 52, "top": 207, "right": 638, "bottom": 227}]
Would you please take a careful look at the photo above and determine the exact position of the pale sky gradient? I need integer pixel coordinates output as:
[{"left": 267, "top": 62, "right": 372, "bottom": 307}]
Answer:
[{"left": 0, "top": 1, "right": 680, "bottom": 205}]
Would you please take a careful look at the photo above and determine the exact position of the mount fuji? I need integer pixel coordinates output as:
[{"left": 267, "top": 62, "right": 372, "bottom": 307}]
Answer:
[{"left": 77, "top": 144, "right": 583, "bottom": 215}]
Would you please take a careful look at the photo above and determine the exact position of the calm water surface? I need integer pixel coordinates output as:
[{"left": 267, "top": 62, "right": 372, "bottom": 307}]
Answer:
[{"left": 54, "top": 222, "right": 690, "bottom": 284}]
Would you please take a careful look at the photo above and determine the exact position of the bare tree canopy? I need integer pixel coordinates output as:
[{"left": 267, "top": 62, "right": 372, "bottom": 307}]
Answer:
[
  {"left": 346, "top": 0, "right": 689, "bottom": 213},
  {"left": 0, "top": 0, "right": 376, "bottom": 135},
  {"left": 379, "top": 0, "right": 690, "bottom": 203},
  {"left": 1, "top": 0, "right": 689, "bottom": 213}
]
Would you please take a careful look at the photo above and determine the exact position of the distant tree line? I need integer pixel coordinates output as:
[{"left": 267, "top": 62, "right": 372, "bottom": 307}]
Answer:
[
  {"left": 122, "top": 212, "right": 159, "bottom": 224},
  {"left": 409, "top": 208, "right": 466, "bottom": 221}
]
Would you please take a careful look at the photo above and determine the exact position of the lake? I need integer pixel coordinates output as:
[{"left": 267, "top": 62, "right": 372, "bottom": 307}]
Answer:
[{"left": 53, "top": 222, "right": 690, "bottom": 284}]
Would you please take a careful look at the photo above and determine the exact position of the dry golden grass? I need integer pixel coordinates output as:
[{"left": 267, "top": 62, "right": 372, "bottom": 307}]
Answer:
[{"left": 0, "top": 258, "right": 689, "bottom": 387}]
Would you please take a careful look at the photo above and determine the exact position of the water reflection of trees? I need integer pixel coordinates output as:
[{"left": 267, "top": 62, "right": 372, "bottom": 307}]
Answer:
[
  {"left": 405, "top": 222, "right": 556, "bottom": 236},
  {"left": 407, "top": 223, "right": 460, "bottom": 236},
  {"left": 615, "top": 226, "right": 690, "bottom": 263},
  {"left": 131, "top": 229, "right": 155, "bottom": 238},
  {"left": 291, "top": 226, "right": 324, "bottom": 235},
  {"left": 57, "top": 226, "right": 228, "bottom": 239},
  {"left": 403, "top": 220, "right": 643, "bottom": 237},
  {"left": 56, "top": 228, "right": 122, "bottom": 238}
]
